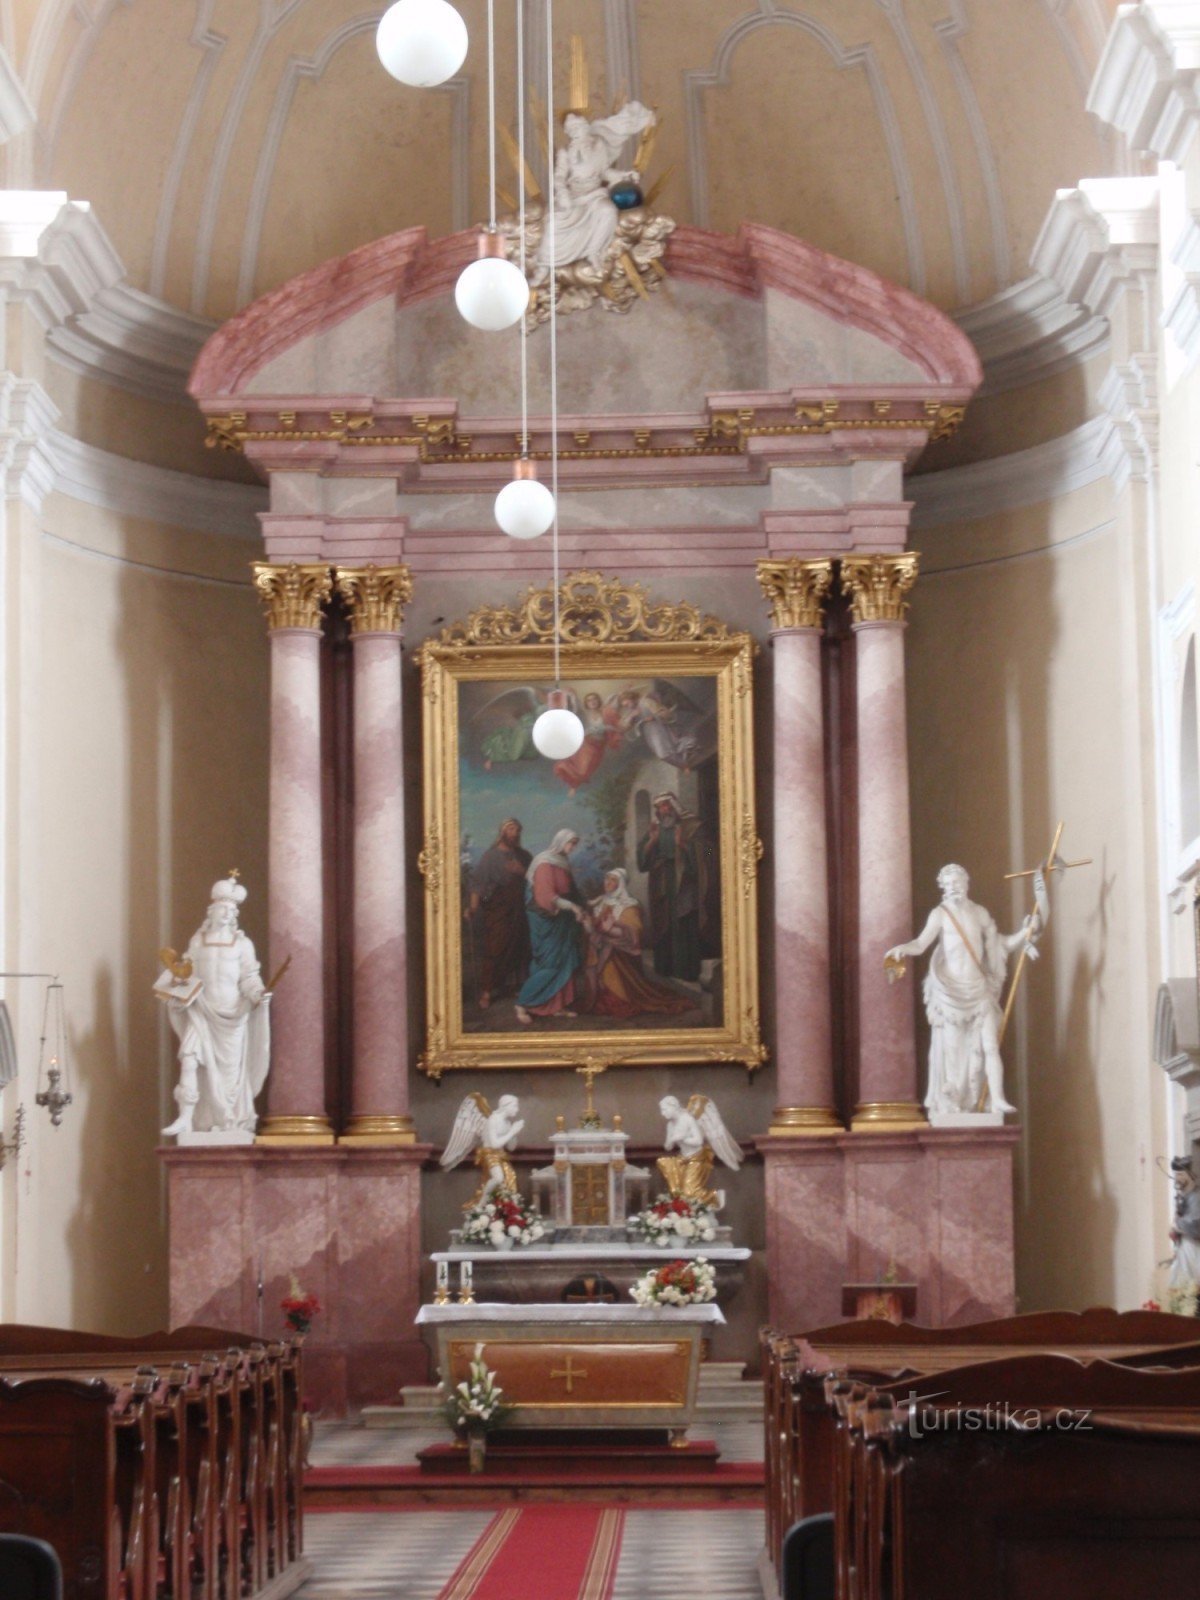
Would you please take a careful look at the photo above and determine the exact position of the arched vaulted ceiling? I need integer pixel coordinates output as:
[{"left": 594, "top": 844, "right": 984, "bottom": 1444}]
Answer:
[{"left": 5, "top": 0, "right": 1119, "bottom": 326}]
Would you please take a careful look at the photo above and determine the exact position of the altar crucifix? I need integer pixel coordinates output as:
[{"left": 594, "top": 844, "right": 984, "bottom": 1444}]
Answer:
[
  {"left": 531, "top": 1059, "right": 651, "bottom": 1229},
  {"left": 885, "top": 821, "right": 1090, "bottom": 1123}
]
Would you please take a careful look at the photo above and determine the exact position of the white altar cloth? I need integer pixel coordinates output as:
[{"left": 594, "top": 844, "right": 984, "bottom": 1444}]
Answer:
[
  {"left": 417, "top": 1302, "right": 725, "bottom": 1325},
  {"left": 430, "top": 1246, "right": 749, "bottom": 1265}
]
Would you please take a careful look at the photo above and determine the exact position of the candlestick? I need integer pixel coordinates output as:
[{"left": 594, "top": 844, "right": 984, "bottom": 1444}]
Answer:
[
  {"left": 435, "top": 1260, "right": 450, "bottom": 1304},
  {"left": 458, "top": 1260, "right": 475, "bottom": 1304}
]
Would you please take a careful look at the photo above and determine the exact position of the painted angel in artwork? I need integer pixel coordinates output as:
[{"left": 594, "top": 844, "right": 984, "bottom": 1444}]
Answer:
[
  {"left": 657, "top": 1093, "right": 742, "bottom": 1209},
  {"left": 615, "top": 681, "right": 713, "bottom": 772},
  {"left": 470, "top": 686, "right": 552, "bottom": 769},
  {"left": 440, "top": 1092, "right": 526, "bottom": 1207},
  {"left": 551, "top": 691, "right": 622, "bottom": 794}
]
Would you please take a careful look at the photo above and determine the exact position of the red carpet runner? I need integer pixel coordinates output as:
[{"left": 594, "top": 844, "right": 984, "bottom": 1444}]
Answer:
[{"left": 437, "top": 1505, "right": 625, "bottom": 1600}]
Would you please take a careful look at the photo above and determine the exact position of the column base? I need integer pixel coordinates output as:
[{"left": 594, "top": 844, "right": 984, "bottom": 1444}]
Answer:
[
  {"left": 256, "top": 1114, "right": 337, "bottom": 1146},
  {"left": 850, "top": 1100, "right": 927, "bottom": 1132},
  {"left": 340, "top": 1114, "right": 418, "bottom": 1147},
  {"left": 768, "top": 1106, "right": 843, "bottom": 1136}
]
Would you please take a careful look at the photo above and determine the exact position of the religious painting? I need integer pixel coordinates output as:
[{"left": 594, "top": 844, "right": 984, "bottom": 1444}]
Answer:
[{"left": 417, "top": 572, "right": 763, "bottom": 1074}]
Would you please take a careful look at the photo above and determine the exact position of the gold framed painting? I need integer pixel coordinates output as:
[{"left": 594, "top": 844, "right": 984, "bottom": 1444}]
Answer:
[{"left": 416, "top": 572, "right": 764, "bottom": 1075}]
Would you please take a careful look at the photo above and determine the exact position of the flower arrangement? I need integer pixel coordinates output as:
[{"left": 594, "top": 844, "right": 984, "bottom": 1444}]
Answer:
[
  {"left": 442, "top": 1343, "right": 510, "bottom": 1433},
  {"left": 460, "top": 1187, "right": 546, "bottom": 1249},
  {"left": 630, "top": 1256, "right": 717, "bottom": 1308},
  {"left": 281, "top": 1273, "right": 322, "bottom": 1334},
  {"left": 1168, "top": 1283, "right": 1200, "bottom": 1318},
  {"left": 626, "top": 1194, "right": 718, "bottom": 1246}
]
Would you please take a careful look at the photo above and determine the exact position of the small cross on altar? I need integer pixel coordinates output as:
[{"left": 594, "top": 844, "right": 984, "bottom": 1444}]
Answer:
[
  {"left": 575, "top": 1059, "right": 608, "bottom": 1130},
  {"left": 550, "top": 1354, "right": 588, "bottom": 1393}
]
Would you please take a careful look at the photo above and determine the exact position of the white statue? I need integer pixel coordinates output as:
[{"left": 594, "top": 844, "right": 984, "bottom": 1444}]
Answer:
[
  {"left": 441, "top": 1092, "right": 526, "bottom": 1207},
  {"left": 657, "top": 1093, "right": 742, "bottom": 1208},
  {"left": 535, "top": 102, "right": 655, "bottom": 273},
  {"left": 1169, "top": 1155, "right": 1200, "bottom": 1310},
  {"left": 156, "top": 875, "right": 271, "bottom": 1141},
  {"left": 886, "top": 864, "right": 1047, "bottom": 1117}
]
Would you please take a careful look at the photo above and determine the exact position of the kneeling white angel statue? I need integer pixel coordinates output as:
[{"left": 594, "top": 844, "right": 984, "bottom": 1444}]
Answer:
[
  {"left": 441, "top": 1092, "right": 525, "bottom": 1208},
  {"left": 657, "top": 1093, "right": 742, "bottom": 1209}
]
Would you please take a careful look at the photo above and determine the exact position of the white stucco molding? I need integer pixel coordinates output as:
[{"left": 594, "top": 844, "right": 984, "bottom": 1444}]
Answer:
[
  {"left": 954, "top": 274, "right": 1110, "bottom": 395},
  {"left": 1090, "top": 2, "right": 1200, "bottom": 161},
  {"left": 908, "top": 418, "right": 1112, "bottom": 529},
  {"left": 0, "top": 41, "right": 35, "bottom": 142},
  {"left": 0, "top": 373, "right": 60, "bottom": 511},
  {"left": 1031, "top": 177, "right": 1160, "bottom": 322},
  {"left": 48, "top": 430, "right": 264, "bottom": 537},
  {"left": 1029, "top": 177, "right": 1161, "bottom": 486},
  {"left": 0, "top": 191, "right": 211, "bottom": 405},
  {"left": 1164, "top": 207, "right": 1200, "bottom": 375}
]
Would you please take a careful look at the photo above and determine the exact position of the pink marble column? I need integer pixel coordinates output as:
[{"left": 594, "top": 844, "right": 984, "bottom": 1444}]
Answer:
[
  {"left": 253, "top": 564, "right": 335, "bottom": 1142},
  {"left": 756, "top": 559, "right": 840, "bottom": 1132},
  {"left": 335, "top": 566, "right": 416, "bottom": 1144},
  {"left": 843, "top": 554, "right": 925, "bottom": 1129}
]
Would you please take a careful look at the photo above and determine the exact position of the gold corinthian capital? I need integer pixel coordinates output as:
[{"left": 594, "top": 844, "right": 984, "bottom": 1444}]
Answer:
[
  {"left": 252, "top": 563, "right": 333, "bottom": 631},
  {"left": 840, "top": 553, "right": 920, "bottom": 625},
  {"left": 334, "top": 564, "right": 414, "bottom": 635},
  {"left": 755, "top": 558, "right": 834, "bottom": 631}
]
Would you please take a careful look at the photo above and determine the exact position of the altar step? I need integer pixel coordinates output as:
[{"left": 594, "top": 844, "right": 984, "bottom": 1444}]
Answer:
[
  {"left": 363, "top": 1362, "right": 763, "bottom": 1429},
  {"left": 418, "top": 1431, "right": 721, "bottom": 1476}
]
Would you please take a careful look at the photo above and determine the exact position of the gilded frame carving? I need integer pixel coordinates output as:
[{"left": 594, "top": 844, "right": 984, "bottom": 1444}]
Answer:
[{"left": 417, "top": 573, "right": 764, "bottom": 1077}]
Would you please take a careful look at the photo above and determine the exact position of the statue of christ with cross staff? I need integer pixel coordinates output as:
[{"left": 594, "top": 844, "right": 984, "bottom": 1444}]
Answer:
[{"left": 884, "top": 824, "right": 1089, "bottom": 1117}]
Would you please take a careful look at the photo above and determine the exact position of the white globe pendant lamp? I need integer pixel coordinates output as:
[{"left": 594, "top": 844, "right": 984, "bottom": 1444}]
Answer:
[
  {"left": 495, "top": 458, "right": 555, "bottom": 540},
  {"left": 455, "top": 230, "right": 530, "bottom": 331},
  {"left": 376, "top": 0, "right": 468, "bottom": 88},
  {"left": 532, "top": 690, "right": 584, "bottom": 760}
]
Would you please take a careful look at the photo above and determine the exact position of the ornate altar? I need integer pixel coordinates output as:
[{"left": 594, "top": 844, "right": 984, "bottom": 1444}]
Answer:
[
  {"left": 531, "top": 1122, "right": 651, "bottom": 1229},
  {"left": 416, "top": 1302, "right": 722, "bottom": 1435}
]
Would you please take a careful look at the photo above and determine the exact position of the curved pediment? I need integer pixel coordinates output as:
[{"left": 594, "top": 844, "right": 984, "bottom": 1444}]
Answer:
[{"left": 189, "top": 222, "right": 981, "bottom": 409}]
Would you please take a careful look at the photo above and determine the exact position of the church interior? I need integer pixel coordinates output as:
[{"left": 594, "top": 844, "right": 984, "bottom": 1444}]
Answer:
[{"left": 4, "top": 1, "right": 1200, "bottom": 1596}]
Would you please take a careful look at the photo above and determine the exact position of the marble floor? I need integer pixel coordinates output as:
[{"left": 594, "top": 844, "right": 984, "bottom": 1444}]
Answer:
[
  {"left": 296, "top": 1507, "right": 766, "bottom": 1599},
  {"left": 298, "top": 1420, "right": 767, "bottom": 1597}
]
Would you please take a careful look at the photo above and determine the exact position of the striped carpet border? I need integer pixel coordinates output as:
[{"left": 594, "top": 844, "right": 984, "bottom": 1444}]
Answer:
[
  {"left": 579, "top": 1508, "right": 625, "bottom": 1600},
  {"left": 439, "top": 1508, "right": 522, "bottom": 1600}
]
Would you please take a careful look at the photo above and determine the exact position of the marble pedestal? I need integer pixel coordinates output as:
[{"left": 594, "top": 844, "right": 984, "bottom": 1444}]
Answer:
[
  {"left": 161, "top": 1144, "right": 431, "bottom": 1413},
  {"left": 758, "top": 1126, "right": 1018, "bottom": 1332}
]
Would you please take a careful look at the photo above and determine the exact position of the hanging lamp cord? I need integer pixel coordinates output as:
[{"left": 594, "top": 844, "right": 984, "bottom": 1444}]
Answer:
[
  {"left": 546, "top": 0, "right": 561, "bottom": 686},
  {"left": 517, "top": 0, "right": 528, "bottom": 456},
  {"left": 486, "top": 0, "right": 497, "bottom": 231}
]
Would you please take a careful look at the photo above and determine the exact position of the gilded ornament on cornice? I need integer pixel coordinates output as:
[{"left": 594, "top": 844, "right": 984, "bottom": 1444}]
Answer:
[
  {"left": 426, "top": 570, "right": 739, "bottom": 653},
  {"left": 203, "top": 395, "right": 965, "bottom": 464},
  {"left": 756, "top": 557, "right": 834, "bottom": 631},
  {"left": 334, "top": 564, "right": 414, "bottom": 635},
  {"left": 252, "top": 562, "right": 333, "bottom": 631},
  {"left": 840, "top": 553, "right": 920, "bottom": 626}
]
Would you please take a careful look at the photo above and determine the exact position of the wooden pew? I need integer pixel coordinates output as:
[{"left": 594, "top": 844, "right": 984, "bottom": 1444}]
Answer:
[
  {"left": 836, "top": 1354, "right": 1200, "bottom": 1600},
  {"left": 0, "top": 1326, "right": 305, "bottom": 1600},
  {"left": 762, "top": 1308, "right": 1200, "bottom": 1583}
]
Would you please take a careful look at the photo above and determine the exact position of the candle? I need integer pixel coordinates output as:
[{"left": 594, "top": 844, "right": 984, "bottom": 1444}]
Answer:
[
  {"left": 458, "top": 1260, "right": 474, "bottom": 1304},
  {"left": 435, "top": 1260, "right": 450, "bottom": 1304}
]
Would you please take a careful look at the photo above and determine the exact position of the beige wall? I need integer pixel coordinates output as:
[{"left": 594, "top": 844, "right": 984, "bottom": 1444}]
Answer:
[
  {"left": 0, "top": 478, "right": 267, "bottom": 1332},
  {"left": 910, "top": 478, "right": 1167, "bottom": 1310}
]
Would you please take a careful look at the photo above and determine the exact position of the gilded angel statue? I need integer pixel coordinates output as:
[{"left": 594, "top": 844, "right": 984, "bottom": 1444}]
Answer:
[
  {"left": 657, "top": 1093, "right": 742, "bottom": 1209},
  {"left": 440, "top": 1092, "right": 525, "bottom": 1208}
]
